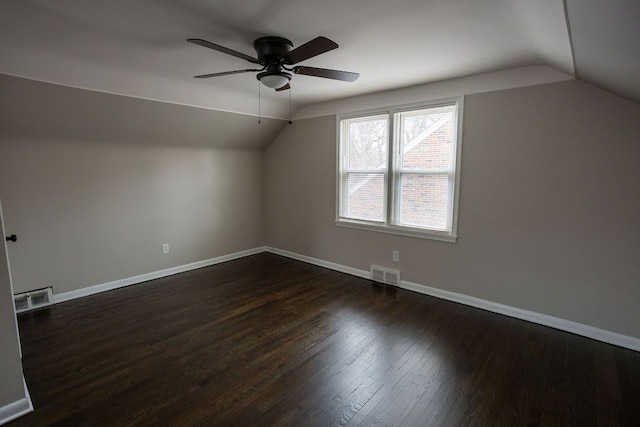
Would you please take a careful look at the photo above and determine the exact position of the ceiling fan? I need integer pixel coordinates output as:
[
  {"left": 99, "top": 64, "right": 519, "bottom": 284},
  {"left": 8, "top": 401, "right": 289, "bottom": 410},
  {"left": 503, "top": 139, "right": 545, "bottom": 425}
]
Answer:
[{"left": 187, "top": 36, "right": 359, "bottom": 91}]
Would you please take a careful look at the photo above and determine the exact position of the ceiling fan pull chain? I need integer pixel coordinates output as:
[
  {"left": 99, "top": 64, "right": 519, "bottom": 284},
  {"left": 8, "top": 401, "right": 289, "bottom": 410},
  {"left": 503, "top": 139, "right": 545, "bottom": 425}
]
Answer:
[
  {"left": 258, "top": 80, "right": 261, "bottom": 125},
  {"left": 288, "top": 87, "right": 292, "bottom": 125}
]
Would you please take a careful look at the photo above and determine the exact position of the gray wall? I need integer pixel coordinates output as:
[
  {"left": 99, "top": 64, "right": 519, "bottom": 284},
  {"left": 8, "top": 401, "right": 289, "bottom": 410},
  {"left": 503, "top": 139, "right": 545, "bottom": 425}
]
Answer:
[
  {"left": 265, "top": 80, "right": 640, "bottom": 339},
  {"left": 0, "top": 74, "right": 281, "bottom": 295},
  {"left": 0, "top": 139, "right": 265, "bottom": 294}
]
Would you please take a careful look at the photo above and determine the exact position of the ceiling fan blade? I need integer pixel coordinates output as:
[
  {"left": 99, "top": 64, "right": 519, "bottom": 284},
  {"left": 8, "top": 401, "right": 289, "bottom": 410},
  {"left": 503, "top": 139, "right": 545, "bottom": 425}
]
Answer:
[
  {"left": 194, "top": 69, "right": 261, "bottom": 78},
  {"left": 283, "top": 36, "right": 338, "bottom": 64},
  {"left": 293, "top": 66, "right": 359, "bottom": 82},
  {"left": 187, "top": 38, "right": 260, "bottom": 64},
  {"left": 275, "top": 83, "right": 291, "bottom": 92}
]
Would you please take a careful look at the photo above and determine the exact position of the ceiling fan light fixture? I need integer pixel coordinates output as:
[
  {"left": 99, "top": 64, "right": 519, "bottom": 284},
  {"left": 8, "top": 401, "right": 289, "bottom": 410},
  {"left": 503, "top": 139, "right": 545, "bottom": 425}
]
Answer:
[{"left": 257, "top": 70, "right": 291, "bottom": 89}]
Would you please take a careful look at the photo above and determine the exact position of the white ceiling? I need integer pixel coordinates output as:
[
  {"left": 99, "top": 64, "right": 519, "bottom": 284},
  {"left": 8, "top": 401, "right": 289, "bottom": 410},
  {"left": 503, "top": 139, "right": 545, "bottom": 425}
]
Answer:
[{"left": 0, "top": 0, "right": 637, "bottom": 119}]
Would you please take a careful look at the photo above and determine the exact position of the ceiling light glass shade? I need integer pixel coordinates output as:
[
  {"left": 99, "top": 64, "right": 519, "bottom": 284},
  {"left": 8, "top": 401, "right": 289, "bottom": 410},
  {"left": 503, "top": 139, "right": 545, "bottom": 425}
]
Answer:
[{"left": 258, "top": 71, "right": 291, "bottom": 89}]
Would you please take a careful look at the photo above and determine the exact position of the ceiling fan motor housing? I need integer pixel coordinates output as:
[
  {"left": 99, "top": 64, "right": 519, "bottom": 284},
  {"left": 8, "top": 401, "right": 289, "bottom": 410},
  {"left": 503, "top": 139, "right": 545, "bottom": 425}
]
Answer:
[
  {"left": 253, "top": 37, "right": 293, "bottom": 88},
  {"left": 253, "top": 37, "right": 293, "bottom": 64}
]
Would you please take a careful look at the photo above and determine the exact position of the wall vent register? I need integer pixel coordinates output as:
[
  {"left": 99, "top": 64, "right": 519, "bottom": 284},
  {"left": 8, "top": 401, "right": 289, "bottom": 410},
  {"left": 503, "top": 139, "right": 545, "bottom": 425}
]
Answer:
[
  {"left": 370, "top": 265, "right": 401, "bottom": 286},
  {"left": 14, "top": 287, "right": 54, "bottom": 313}
]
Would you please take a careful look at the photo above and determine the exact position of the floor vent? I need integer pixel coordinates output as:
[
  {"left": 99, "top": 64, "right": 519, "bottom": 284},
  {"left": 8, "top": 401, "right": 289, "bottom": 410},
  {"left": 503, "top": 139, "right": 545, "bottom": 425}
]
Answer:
[
  {"left": 14, "top": 287, "right": 54, "bottom": 313},
  {"left": 370, "top": 265, "right": 401, "bottom": 286}
]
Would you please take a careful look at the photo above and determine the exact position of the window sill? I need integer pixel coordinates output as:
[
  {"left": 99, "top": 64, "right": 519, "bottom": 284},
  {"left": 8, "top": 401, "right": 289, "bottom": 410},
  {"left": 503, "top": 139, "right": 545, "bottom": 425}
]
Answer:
[{"left": 335, "top": 219, "right": 457, "bottom": 243}]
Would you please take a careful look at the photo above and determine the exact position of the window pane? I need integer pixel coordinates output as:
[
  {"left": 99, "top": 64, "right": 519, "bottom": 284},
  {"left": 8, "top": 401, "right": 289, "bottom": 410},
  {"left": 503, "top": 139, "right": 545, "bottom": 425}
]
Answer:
[
  {"left": 397, "top": 106, "right": 455, "bottom": 170},
  {"left": 343, "top": 172, "right": 385, "bottom": 222},
  {"left": 338, "top": 100, "right": 460, "bottom": 239},
  {"left": 395, "top": 174, "right": 450, "bottom": 231},
  {"left": 344, "top": 115, "right": 388, "bottom": 169}
]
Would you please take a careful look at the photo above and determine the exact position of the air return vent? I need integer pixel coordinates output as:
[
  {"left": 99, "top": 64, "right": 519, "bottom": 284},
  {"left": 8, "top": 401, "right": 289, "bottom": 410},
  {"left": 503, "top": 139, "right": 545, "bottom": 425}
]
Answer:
[
  {"left": 14, "top": 287, "right": 54, "bottom": 313},
  {"left": 370, "top": 265, "right": 401, "bottom": 286}
]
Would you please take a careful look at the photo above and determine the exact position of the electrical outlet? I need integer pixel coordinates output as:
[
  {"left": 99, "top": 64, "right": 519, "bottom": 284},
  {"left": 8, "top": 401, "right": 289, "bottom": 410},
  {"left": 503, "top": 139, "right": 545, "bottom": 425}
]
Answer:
[
  {"left": 162, "top": 243, "right": 170, "bottom": 254},
  {"left": 392, "top": 250, "right": 399, "bottom": 262}
]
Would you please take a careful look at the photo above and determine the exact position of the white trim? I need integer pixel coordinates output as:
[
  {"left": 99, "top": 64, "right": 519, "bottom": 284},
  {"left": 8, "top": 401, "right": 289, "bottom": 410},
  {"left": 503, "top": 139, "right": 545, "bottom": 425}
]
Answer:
[
  {"left": 562, "top": 0, "right": 577, "bottom": 77},
  {"left": 265, "top": 247, "right": 640, "bottom": 352},
  {"left": 398, "top": 280, "right": 640, "bottom": 352},
  {"left": 0, "top": 378, "right": 33, "bottom": 426},
  {"left": 54, "top": 247, "right": 266, "bottom": 304},
  {"left": 0, "top": 72, "right": 287, "bottom": 121},
  {"left": 295, "top": 65, "right": 573, "bottom": 120},
  {"left": 335, "top": 220, "right": 457, "bottom": 243},
  {"left": 0, "top": 199, "right": 23, "bottom": 358},
  {"left": 23, "top": 245, "right": 640, "bottom": 353},
  {"left": 265, "top": 247, "right": 370, "bottom": 280}
]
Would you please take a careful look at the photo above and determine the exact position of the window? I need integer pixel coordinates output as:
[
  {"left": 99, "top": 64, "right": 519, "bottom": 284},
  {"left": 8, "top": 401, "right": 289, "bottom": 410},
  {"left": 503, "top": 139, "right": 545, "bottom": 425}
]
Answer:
[{"left": 337, "top": 99, "right": 462, "bottom": 242}]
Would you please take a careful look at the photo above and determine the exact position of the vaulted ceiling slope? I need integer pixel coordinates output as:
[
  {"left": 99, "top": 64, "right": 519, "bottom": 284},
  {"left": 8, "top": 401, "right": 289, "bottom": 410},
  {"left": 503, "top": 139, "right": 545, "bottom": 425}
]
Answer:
[
  {"left": 566, "top": 0, "right": 640, "bottom": 105},
  {"left": 0, "top": 1, "right": 637, "bottom": 120},
  {"left": 0, "top": 74, "right": 285, "bottom": 150}
]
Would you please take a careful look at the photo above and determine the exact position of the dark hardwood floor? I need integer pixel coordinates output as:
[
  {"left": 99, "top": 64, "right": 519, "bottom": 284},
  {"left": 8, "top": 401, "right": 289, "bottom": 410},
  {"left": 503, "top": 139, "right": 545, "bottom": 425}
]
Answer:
[{"left": 10, "top": 253, "right": 640, "bottom": 426}]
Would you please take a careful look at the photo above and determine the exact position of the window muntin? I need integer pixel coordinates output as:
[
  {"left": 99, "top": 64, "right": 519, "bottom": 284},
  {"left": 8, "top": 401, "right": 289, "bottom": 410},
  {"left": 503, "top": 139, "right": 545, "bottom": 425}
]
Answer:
[{"left": 338, "top": 100, "right": 461, "bottom": 241}]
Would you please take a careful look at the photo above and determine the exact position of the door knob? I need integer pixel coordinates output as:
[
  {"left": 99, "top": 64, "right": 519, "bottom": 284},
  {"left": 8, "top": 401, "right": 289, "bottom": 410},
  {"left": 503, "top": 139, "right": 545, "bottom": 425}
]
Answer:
[{"left": 5, "top": 234, "right": 17, "bottom": 242}]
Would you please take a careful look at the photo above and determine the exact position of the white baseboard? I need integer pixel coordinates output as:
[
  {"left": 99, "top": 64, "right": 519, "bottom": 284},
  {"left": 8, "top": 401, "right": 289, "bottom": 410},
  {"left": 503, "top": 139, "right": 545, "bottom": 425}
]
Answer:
[
  {"left": 31, "top": 244, "right": 640, "bottom": 353},
  {"left": 399, "top": 280, "right": 640, "bottom": 352},
  {"left": 55, "top": 246, "right": 266, "bottom": 304},
  {"left": 0, "top": 378, "right": 33, "bottom": 426},
  {"left": 266, "top": 247, "right": 370, "bottom": 280},
  {"left": 265, "top": 247, "right": 640, "bottom": 352}
]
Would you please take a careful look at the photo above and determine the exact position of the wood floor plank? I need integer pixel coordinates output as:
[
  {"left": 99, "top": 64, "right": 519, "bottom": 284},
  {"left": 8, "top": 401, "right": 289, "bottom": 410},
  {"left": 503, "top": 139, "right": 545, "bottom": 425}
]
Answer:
[{"left": 8, "top": 253, "right": 640, "bottom": 426}]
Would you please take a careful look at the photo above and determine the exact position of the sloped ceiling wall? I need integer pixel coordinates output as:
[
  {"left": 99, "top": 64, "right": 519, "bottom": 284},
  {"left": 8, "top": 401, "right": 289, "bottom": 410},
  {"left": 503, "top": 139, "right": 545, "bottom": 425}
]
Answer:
[
  {"left": 0, "top": 0, "right": 576, "bottom": 121},
  {"left": 1, "top": 1, "right": 638, "bottom": 121},
  {"left": 0, "top": 74, "right": 286, "bottom": 150},
  {"left": 566, "top": 0, "right": 640, "bottom": 104}
]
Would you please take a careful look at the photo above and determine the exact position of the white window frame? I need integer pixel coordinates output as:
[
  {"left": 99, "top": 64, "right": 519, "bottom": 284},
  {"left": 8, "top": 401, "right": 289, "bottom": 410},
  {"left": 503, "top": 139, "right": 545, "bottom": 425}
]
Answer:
[{"left": 336, "top": 97, "right": 464, "bottom": 242}]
